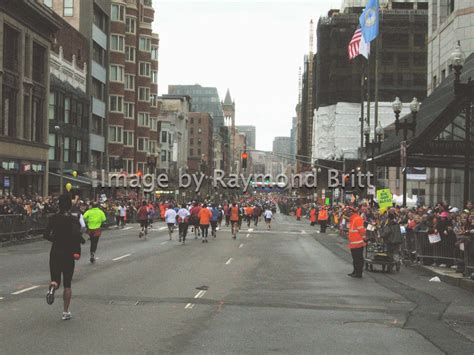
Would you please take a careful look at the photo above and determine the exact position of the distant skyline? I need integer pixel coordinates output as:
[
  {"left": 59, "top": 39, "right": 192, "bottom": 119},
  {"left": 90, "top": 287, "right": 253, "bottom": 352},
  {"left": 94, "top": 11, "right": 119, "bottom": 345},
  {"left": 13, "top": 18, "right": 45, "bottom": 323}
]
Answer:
[{"left": 153, "top": 1, "right": 332, "bottom": 151}]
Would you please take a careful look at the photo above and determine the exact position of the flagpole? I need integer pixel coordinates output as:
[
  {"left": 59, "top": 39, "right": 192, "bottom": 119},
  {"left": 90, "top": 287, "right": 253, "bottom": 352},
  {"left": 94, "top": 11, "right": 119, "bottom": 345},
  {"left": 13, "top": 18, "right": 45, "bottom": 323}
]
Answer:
[
  {"left": 374, "top": 7, "right": 381, "bottom": 139},
  {"left": 360, "top": 59, "right": 365, "bottom": 152}
]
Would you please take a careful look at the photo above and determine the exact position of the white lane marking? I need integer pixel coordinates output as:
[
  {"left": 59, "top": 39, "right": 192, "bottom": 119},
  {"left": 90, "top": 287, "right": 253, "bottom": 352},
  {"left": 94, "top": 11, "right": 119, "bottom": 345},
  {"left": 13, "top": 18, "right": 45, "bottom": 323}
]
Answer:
[
  {"left": 185, "top": 303, "right": 194, "bottom": 309},
  {"left": 112, "top": 253, "right": 131, "bottom": 261},
  {"left": 239, "top": 243, "right": 244, "bottom": 248},
  {"left": 160, "top": 241, "right": 168, "bottom": 245},
  {"left": 0, "top": 297, "right": 4, "bottom": 300},
  {"left": 194, "top": 290, "right": 206, "bottom": 299},
  {"left": 248, "top": 228, "right": 254, "bottom": 232},
  {"left": 301, "top": 230, "right": 307, "bottom": 234},
  {"left": 246, "top": 234, "right": 250, "bottom": 238},
  {"left": 123, "top": 226, "right": 132, "bottom": 231},
  {"left": 159, "top": 226, "right": 168, "bottom": 231},
  {"left": 225, "top": 258, "right": 233, "bottom": 265},
  {"left": 12, "top": 285, "right": 40, "bottom": 295}
]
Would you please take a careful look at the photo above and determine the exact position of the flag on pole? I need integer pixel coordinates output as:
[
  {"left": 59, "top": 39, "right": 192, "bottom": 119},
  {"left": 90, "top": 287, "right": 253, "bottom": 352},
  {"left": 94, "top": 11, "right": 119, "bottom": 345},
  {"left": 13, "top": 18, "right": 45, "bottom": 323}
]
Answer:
[
  {"left": 359, "top": 0, "right": 380, "bottom": 44},
  {"left": 348, "top": 27, "right": 370, "bottom": 60}
]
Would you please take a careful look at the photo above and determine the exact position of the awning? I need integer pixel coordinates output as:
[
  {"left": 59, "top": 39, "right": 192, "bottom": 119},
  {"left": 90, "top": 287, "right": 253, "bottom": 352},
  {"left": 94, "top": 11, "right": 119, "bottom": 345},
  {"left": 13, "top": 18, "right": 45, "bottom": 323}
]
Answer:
[
  {"left": 373, "top": 53, "right": 474, "bottom": 169},
  {"left": 48, "top": 172, "right": 92, "bottom": 185}
]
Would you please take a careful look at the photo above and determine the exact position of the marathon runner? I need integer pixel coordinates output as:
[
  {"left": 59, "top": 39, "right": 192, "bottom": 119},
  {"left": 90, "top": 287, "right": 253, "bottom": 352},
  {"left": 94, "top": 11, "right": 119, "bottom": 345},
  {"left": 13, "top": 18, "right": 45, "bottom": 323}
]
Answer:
[
  {"left": 230, "top": 202, "right": 239, "bottom": 239},
  {"left": 264, "top": 206, "right": 273, "bottom": 230},
  {"left": 137, "top": 201, "right": 149, "bottom": 239},
  {"left": 83, "top": 202, "right": 107, "bottom": 263},
  {"left": 177, "top": 204, "right": 190, "bottom": 244},
  {"left": 44, "top": 194, "right": 85, "bottom": 320},
  {"left": 198, "top": 203, "right": 212, "bottom": 243},
  {"left": 210, "top": 204, "right": 219, "bottom": 238},
  {"left": 165, "top": 204, "right": 177, "bottom": 240}
]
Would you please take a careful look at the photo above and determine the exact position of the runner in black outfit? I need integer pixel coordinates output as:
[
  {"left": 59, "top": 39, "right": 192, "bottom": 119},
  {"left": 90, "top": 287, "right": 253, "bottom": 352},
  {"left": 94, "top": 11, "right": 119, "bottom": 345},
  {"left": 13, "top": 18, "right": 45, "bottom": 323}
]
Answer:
[{"left": 44, "top": 194, "right": 84, "bottom": 320}]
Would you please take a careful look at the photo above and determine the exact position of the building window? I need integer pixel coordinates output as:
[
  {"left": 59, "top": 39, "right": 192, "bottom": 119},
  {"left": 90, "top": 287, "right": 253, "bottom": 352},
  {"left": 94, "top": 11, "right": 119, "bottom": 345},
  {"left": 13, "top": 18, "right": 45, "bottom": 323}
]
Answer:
[
  {"left": 139, "top": 36, "right": 151, "bottom": 52},
  {"left": 161, "top": 150, "right": 167, "bottom": 162},
  {"left": 123, "top": 131, "right": 134, "bottom": 147},
  {"left": 124, "top": 102, "right": 135, "bottom": 119},
  {"left": 125, "top": 46, "right": 136, "bottom": 62},
  {"left": 151, "top": 46, "right": 158, "bottom": 60},
  {"left": 109, "top": 95, "right": 123, "bottom": 113},
  {"left": 126, "top": 17, "right": 136, "bottom": 34},
  {"left": 110, "top": 65, "right": 124, "bottom": 82},
  {"left": 150, "top": 118, "right": 158, "bottom": 131},
  {"left": 138, "top": 112, "right": 150, "bottom": 127},
  {"left": 109, "top": 126, "right": 123, "bottom": 143},
  {"left": 137, "top": 162, "right": 146, "bottom": 173},
  {"left": 449, "top": 0, "right": 455, "bottom": 14},
  {"left": 76, "top": 139, "right": 82, "bottom": 164},
  {"left": 433, "top": 75, "right": 438, "bottom": 88},
  {"left": 139, "top": 62, "right": 151, "bottom": 77},
  {"left": 149, "top": 141, "right": 156, "bottom": 154},
  {"left": 63, "top": 97, "right": 70, "bottom": 124},
  {"left": 48, "top": 134, "right": 56, "bottom": 160},
  {"left": 92, "top": 78, "right": 105, "bottom": 100},
  {"left": 93, "top": 42, "right": 105, "bottom": 66},
  {"left": 110, "top": 34, "right": 125, "bottom": 52},
  {"left": 43, "top": 0, "right": 52, "bottom": 8},
  {"left": 63, "top": 137, "right": 70, "bottom": 162},
  {"left": 414, "top": 34, "right": 425, "bottom": 48},
  {"left": 190, "top": 138, "right": 194, "bottom": 145},
  {"left": 138, "top": 137, "right": 149, "bottom": 152},
  {"left": 150, "top": 94, "right": 157, "bottom": 107},
  {"left": 125, "top": 74, "right": 135, "bottom": 90},
  {"left": 92, "top": 114, "right": 103, "bottom": 135},
  {"left": 124, "top": 159, "right": 134, "bottom": 174},
  {"left": 111, "top": 4, "right": 125, "bottom": 22},
  {"left": 32, "top": 42, "right": 46, "bottom": 83},
  {"left": 94, "top": 6, "right": 107, "bottom": 32},
  {"left": 3, "top": 25, "right": 19, "bottom": 73},
  {"left": 151, "top": 70, "right": 158, "bottom": 84},
  {"left": 189, "top": 148, "right": 193, "bottom": 156},
  {"left": 64, "top": 0, "right": 74, "bottom": 16},
  {"left": 48, "top": 92, "right": 55, "bottom": 120},
  {"left": 138, "top": 87, "right": 150, "bottom": 102}
]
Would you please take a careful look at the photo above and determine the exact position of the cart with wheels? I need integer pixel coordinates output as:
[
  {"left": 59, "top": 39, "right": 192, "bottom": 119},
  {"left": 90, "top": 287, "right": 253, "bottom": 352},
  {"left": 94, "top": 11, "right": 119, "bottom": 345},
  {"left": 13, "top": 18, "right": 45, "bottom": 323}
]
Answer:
[{"left": 365, "top": 239, "right": 402, "bottom": 273}]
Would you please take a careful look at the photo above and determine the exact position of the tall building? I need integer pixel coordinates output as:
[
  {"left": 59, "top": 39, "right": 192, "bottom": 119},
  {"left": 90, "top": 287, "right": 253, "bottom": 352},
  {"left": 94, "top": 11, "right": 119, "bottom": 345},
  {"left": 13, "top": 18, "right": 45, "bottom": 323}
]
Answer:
[
  {"left": 168, "top": 84, "right": 225, "bottom": 131},
  {"left": 289, "top": 117, "right": 297, "bottom": 165},
  {"left": 107, "top": 0, "right": 159, "bottom": 176},
  {"left": 236, "top": 125, "right": 256, "bottom": 150},
  {"left": 0, "top": 0, "right": 61, "bottom": 195},
  {"left": 188, "top": 112, "right": 213, "bottom": 175},
  {"left": 273, "top": 137, "right": 292, "bottom": 159},
  {"left": 425, "top": 0, "right": 474, "bottom": 207},
  {"left": 42, "top": 0, "right": 111, "bottom": 181},
  {"left": 157, "top": 95, "right": 190, "bottom": 176},
  {"left": 222, "top": 89, "right": 236, "bottom": 173},
  {"left": 315, "top": 2, "right": 428, "bottom": 109},
  {"left": 48, "top": 14, "right": 91, "bottom": 194}
]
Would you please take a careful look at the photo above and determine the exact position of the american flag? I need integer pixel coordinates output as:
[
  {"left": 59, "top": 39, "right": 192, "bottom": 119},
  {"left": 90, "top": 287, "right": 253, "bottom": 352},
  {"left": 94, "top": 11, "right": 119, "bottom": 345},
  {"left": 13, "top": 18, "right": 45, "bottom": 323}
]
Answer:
[
  {"left": 348, "top": 27, "right": 370, "bottom": 60},
  {"left": 348, "top": 28, "right": 362, "bottom": 59}
]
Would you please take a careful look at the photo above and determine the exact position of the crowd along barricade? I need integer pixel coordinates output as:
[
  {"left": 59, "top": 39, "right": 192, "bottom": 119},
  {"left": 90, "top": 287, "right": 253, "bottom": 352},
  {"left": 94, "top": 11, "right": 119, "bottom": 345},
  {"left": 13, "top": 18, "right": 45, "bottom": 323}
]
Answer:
[
  {"left": 414, "top": 231, "right": 464, "bottom": 268},
  {"left": 0, "top": 214, "right": 52, "bottom": 243}
]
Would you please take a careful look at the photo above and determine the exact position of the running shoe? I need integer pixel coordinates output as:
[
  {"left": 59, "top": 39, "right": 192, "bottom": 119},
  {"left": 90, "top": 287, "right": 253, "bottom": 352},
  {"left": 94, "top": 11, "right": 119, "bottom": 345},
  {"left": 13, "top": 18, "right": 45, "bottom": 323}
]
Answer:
[
  {"left": 62, "top": 311, "right": 72, "bottom": 320},
  {"left": 46, "top": 285, "right": 55, "bottom": 305},
  {"left": 90, "top": 253, "right": 95, "bottom": 263},
  {"left": 139, "top": 231, "right": 143, "bottom": 238}
]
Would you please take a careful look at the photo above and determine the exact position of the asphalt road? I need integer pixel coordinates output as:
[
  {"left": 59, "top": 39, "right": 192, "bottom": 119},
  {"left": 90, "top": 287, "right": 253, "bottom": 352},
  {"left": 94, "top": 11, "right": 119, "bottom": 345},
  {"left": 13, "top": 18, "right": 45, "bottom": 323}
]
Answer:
[{"left": 1, "top": 213, "right": 474, "bottom": 354}]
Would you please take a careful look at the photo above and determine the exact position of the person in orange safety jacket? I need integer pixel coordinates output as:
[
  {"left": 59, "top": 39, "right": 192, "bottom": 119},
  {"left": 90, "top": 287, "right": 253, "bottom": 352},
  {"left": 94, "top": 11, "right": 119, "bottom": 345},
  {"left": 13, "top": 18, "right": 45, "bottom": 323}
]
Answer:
[
  {"left": 346, "top": 206, "right": 366, "bottom": 278},
  {"left": 309, "top": 207, "right": 317, "bottom": 226},
  {"left": 295, "top": 207, "right": 302, "bottom": 221},
  {"left": 318, "top": 207, "right": 329, "bottom": 233}
]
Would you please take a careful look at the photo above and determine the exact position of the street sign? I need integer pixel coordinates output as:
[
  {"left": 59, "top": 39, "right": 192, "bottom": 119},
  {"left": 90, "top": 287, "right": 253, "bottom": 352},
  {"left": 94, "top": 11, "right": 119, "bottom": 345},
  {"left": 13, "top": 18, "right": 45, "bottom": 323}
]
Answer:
[
  {"left": 400, "top": 140, "right": 407, "bottom": 169},
  {"left": 367, "top": 186, "right": 376, "bottom": 195}
]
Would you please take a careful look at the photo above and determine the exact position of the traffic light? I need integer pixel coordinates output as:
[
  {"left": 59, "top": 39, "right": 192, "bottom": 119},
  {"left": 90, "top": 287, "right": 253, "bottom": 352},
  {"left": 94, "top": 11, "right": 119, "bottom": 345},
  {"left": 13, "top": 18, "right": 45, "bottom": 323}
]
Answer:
[{"left": 241, "top": 152, "right": 248, "bottom": 169}]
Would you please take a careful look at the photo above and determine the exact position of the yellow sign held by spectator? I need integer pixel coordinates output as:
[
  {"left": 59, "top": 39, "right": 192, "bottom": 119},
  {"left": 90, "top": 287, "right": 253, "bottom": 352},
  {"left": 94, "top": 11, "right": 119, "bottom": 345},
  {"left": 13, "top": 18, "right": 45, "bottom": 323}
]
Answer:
[{"left": 377, "top": 189, "right": 393, "bottom": 213}]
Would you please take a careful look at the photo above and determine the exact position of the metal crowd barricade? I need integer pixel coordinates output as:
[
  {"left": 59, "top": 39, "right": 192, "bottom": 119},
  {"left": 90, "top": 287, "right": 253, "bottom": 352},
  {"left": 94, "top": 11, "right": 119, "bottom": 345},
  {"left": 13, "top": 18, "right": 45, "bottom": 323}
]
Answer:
[
  {"left": 414, "top": 231, "right": 464, "bottom": 268},
  {"left": 0, "top": 214, "right": 53, "bottom": 242}
]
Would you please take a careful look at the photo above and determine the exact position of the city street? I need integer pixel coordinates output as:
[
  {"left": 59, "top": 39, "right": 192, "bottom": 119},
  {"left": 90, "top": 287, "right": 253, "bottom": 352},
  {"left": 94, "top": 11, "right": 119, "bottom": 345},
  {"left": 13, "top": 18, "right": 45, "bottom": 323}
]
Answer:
[{"left": 1, "top": 214, "right": 473, "bottom": 354}]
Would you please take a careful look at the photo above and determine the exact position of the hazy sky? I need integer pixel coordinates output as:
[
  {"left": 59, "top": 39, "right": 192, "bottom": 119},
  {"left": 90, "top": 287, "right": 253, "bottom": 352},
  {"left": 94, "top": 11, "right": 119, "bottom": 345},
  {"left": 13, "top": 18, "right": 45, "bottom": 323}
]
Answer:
[{"left": 153, "top": 0, "right": 334, "bottom": 151}]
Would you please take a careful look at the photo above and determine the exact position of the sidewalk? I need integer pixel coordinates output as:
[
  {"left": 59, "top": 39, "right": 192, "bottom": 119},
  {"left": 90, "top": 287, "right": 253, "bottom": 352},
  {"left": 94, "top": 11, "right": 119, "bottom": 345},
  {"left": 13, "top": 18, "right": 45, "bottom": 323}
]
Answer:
[{"left": 413, "top": 264, "right": 474, "bottom": 293}]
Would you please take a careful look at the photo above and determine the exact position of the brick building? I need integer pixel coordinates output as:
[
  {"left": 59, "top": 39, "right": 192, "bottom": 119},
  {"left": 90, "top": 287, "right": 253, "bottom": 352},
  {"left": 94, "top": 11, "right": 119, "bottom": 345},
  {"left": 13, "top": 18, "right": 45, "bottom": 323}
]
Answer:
[
  {"left": 187, "top": 112, "right": 213, "bottom": 175},
  {"left": 107, "top": 0, "right": 159, "bottom": 176},
  {"left": 0, "top": 0, "right": 61, "bottom": 195}
]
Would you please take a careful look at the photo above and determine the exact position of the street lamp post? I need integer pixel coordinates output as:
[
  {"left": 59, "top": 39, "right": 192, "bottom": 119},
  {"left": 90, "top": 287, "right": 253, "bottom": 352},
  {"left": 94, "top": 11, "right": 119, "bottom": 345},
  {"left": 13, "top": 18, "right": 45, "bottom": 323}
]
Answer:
[
  {"left": 54, "top": 125, "right": 64, "bottom": 194},
  {"left": 392, "top": 97, "right": 419, "bottom": 207},
  {"left": 450, "top": 41, "right": 472, "bottom": 206}
]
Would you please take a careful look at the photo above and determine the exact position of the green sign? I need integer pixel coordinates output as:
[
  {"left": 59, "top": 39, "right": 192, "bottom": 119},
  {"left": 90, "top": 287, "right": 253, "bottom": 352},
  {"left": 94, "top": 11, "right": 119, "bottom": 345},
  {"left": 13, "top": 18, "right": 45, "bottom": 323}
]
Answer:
[
  {"left": 325, "top": 197, "right": 330, "bottom": 205},
  {"left": 377, "top": 188, "right": 393, "bottom": 212}
]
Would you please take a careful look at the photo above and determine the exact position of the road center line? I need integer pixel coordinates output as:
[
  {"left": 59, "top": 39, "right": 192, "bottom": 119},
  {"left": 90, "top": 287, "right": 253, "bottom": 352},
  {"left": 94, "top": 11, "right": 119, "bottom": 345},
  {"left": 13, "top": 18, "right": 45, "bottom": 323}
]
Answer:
[
  {"left": 301, "top": 230, "right": 307, "bottom": 234},
  {"left": 160, "top": 241, "right": 168, "bottom": 245},
  {"left": 239, "top": 243, "right": 244, "bottom": 248},
  {"left": 225, "top": 258, "right": 233, "bottom": 265},
  {"left": 194, "top": 290, "right": 206, "bottom": 299},
  {"left": 112, "top": 253, "right": 131, "bottom": 261},
  {"left": 248, "top": 228, "right": 254, "bottom": 232},
  {"left": 12, "top": 285, "right": 40, "bottom": 295},
  {"left": 246, "top": 234, "right": 250, "bottom": 238},
  {"left": 0, "top": 297, "right": 4, "bottom": 300}
]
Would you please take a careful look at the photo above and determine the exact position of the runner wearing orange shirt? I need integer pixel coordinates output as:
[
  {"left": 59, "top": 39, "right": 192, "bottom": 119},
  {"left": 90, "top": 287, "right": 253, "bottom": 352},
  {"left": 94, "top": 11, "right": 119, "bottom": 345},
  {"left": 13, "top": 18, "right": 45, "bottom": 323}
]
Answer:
[{"left": 198, "top": 203, "right": 213, "bottom": 243}]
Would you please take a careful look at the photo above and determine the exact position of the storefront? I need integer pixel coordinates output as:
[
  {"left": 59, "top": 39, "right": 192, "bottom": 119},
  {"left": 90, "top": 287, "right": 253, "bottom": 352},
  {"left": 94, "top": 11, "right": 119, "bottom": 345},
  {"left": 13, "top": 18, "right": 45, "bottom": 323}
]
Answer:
[{"left": 0, "top": 158, "right": 46, "bottom": 196}]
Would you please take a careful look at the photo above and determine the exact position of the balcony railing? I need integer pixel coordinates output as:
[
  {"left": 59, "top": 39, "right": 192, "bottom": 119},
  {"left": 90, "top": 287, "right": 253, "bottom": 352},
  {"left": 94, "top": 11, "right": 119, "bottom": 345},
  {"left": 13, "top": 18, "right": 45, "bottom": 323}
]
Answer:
[{"left": 49, "top": 47, "right": 87, "bottom": 92}]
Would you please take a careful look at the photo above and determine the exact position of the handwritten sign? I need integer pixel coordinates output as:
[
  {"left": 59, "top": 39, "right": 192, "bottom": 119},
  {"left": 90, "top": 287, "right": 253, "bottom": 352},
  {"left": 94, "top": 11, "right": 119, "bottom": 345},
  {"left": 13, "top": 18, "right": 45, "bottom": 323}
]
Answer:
[{"left": 377, "top": 188, "right": 393, "bottom": 213}]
